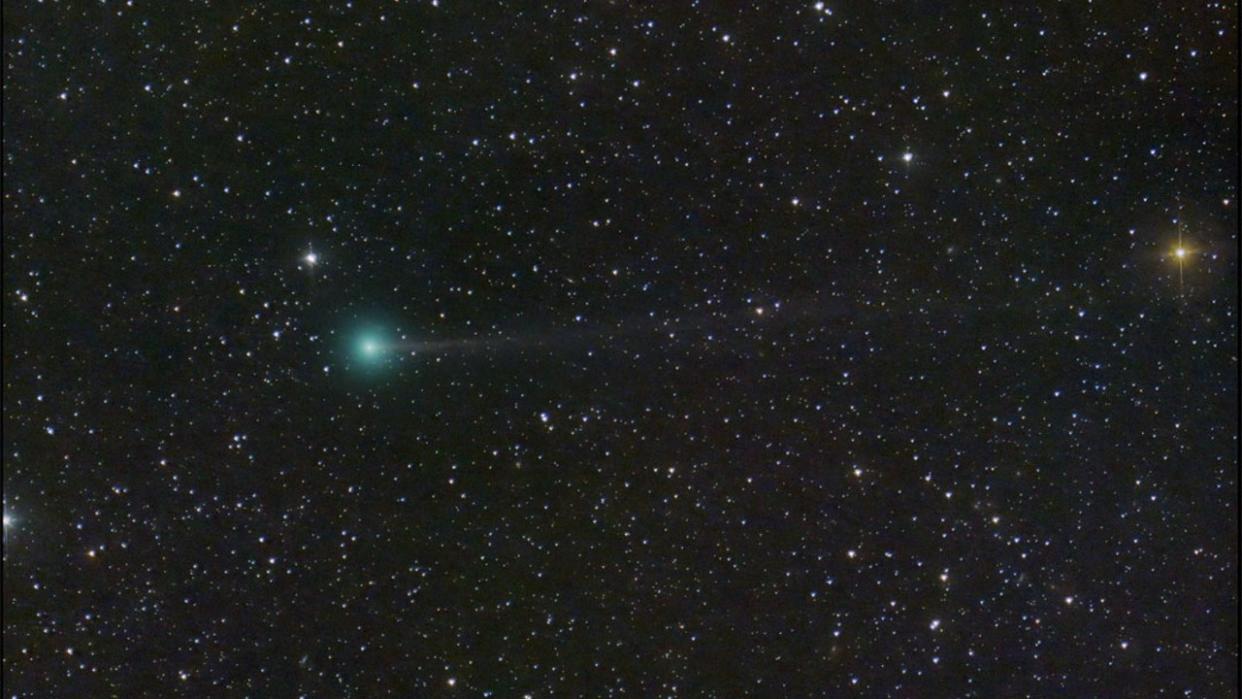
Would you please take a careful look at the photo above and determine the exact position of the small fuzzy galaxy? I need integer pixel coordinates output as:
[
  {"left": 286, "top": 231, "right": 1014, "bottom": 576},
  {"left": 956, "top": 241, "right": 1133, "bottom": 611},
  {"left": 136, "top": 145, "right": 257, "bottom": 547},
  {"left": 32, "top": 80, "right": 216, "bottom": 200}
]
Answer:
[{"left": 2, "top": 1, "right": 1238, "bottom": 696}]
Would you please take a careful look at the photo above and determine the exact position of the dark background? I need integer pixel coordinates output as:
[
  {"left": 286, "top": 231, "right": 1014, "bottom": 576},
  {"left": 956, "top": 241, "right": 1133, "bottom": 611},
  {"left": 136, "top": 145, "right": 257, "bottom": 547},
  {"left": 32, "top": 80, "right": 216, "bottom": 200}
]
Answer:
[{"left": 3, "top": 1, "right": 1238, "bottom": 696}]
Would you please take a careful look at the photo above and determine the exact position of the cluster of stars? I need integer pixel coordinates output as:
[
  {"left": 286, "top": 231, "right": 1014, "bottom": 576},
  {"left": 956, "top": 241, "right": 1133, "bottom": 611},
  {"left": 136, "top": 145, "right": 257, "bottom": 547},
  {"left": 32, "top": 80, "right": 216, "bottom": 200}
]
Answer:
[{"left": 2, "top": 1, "right": 1234, "bottom": 697}]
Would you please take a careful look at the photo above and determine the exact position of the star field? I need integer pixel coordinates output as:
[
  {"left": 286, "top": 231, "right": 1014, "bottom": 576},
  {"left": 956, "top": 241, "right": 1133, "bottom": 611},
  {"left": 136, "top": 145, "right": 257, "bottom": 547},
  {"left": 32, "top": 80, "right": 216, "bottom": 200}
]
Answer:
[{"left": 3, "top": 1, "right": 1239, "bottom": 696}]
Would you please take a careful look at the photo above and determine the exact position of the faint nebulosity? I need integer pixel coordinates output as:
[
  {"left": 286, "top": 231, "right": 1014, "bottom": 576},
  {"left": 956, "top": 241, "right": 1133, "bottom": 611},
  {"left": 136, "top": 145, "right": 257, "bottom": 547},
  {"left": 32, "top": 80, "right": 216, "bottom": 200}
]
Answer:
[{"left": 2, "top": 2, "right": 1238, "bottom": 696}]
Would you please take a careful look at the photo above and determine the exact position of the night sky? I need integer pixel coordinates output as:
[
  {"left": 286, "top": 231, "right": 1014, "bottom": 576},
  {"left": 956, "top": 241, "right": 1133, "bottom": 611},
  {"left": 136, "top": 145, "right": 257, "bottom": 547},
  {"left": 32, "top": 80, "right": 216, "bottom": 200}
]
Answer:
[{"left": 2, "top": 1, "right": 1239, "bottom": 697}]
